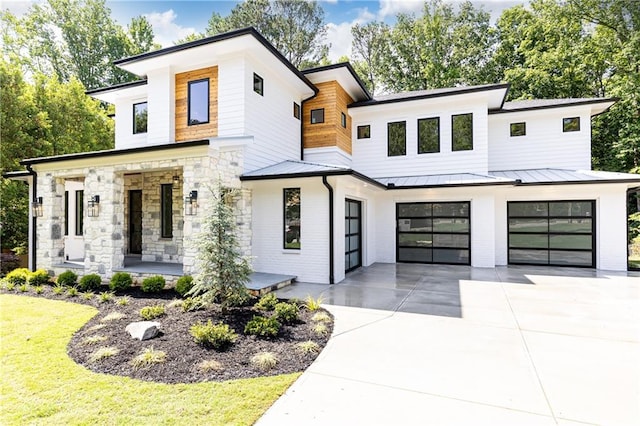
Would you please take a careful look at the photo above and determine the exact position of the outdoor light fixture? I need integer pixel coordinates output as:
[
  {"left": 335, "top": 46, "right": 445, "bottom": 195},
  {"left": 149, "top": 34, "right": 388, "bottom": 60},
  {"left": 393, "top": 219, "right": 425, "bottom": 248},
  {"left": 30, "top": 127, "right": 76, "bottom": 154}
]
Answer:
[
  {"left": 172, "top": 174, "right": 180, "bottom": 185},
  {"left": 185, "top": 190, "right": 198, "bottom": 215},
  {"left": 31, "top": 197, "right": 43, "bottom": 217},
  {"left": 88, "top": 195, "right": 100, "bottom": 217}
]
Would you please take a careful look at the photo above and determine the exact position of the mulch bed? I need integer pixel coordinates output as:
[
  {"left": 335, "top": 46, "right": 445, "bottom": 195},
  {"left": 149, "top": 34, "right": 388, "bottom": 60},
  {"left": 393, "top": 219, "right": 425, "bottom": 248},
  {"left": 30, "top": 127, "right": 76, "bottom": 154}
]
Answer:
[{"left": 1, "top": 286, "right": 332, "bottom": 384}]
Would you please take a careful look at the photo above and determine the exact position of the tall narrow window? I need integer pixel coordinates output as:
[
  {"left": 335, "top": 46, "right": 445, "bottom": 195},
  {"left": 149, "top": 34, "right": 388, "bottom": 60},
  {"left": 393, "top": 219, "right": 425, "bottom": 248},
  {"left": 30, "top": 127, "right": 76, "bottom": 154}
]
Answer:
[
  {"left": 452, "top": 113, "right": 473, "bottom": 151},
  {"left": 133, "top": 102, "right": 148, "bottom": 134},
  {"left": 188, "top": 79, "right": 209, "bottom": 125},
  {"left": 253, "top": 73, "right": 264, "bottom": 95},
  {"left": 161, "top": 184, "right": 173, "bottom": 238},
  {"left": 563, "top": 117, "right": 580, "bottom": 132},
  {"left": 387, "top": 121, "right": 406, "bottom": 156},
  {"left": 284, "top": 188, "right": 301, "bottom": 249},
  {"left": 310, "top": 108, "right": 324, "bottom": 124},
  {"left": 418, "top": 117, "right": 440, "bottom": 153},
  {"left": 341, "top": 112, "right": 347, "bottom": 128},
  {"left": 293, "top": 102, "right": 300, "bottom": 119},
  {"left": 64, "top": 191, "right": 69, "bottom": 236},
  {"left": 75, "top": 190, "right": 83, "bottom": 236}
]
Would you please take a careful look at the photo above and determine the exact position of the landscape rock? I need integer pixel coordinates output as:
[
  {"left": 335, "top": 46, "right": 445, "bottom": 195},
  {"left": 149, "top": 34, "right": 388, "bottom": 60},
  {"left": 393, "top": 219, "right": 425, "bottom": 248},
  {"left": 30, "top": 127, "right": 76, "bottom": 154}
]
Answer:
[{"left": 125, "top": 321, "right": 161, "bottom": 341}]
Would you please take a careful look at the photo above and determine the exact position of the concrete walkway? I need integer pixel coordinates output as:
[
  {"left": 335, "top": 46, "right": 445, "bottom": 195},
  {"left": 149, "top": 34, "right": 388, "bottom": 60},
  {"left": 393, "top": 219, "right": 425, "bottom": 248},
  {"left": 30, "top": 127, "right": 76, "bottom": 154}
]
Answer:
[{"left": 258, "top": 264, "right": 640, "bottom": 425}]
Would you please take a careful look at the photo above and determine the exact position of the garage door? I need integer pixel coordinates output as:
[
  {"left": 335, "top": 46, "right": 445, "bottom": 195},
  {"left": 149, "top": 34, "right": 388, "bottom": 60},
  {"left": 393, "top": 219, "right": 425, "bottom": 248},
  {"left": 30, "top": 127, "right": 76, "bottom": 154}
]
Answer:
[
  {"left": 396, "top": 202, "right": 470, "bottom": 265},
  {"left": 508, "top": 201, "right": 595, "bottom": 267}
]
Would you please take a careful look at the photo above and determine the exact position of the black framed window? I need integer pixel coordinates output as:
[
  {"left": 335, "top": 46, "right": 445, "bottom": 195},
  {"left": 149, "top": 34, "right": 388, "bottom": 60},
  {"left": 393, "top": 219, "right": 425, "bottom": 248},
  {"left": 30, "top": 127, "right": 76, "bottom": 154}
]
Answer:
[
  {"left": 387, "top": 121, "right": 406, "bottom": 156},
  {"left": 133, "top": 102, "right": 148, "bottom": 134},
  {"left": 293, "top": 102, "right": 300, "bottom": 119},
  {"left": 357, "top": 125, "right": 370, "bottom": 139},
  {"left": 253, "top": 73, "right": 263, "bottom": 96},
  {"left": 418, "top": 117, "right": 440, "bottom": 154},
  {"left": 341, "top": 112, "right": 347, "bottom": 128},
  {"left": 188, "top": 78, "right": 209, "bottom": 125},
  {"left": 75, "top": 190, "right": 83, "bottom": 236},
  {"left": 310, "top": 108, "right": 324, "bottom": 124},
  {"left": 64, "top": 191, "right": 69, "bottom": 236},
  {"left": 563, "top": 117, "right": 580, "bottom": 132},
  {"left": 284, "top": 188, "right": 300, "bottom": 249},
  {"left": 161, "top": 184, "right": 173, "bottom": 238},
  {"left": 510, "top": 122, "right": 526, "bottom": 137},
  {"left": 452, "top": 113, "right": 473, "bottom": 151}
]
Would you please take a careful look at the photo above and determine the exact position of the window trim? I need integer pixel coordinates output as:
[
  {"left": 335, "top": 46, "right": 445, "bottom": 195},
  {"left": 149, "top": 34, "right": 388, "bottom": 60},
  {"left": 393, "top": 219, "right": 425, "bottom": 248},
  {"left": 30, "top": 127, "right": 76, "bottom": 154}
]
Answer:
[
  {"left": 387, "top": 120, "right": 407, "bottom": 157},
  {"left": 341, "top": 112, "right": 347, "bottom": 128},
  {"left": 417, "top": 117, "right": 440, "bottom": 154},
  {"left": 64, "top": 191, "right": 69, "bottom": 236},
  {"left": 187, "top": 78, "right": 210, "bottom": 126},
  {"left": 562, "top": 117, "right": 580, "bottom": 132},
  {"left": 253, "top": 73, "right": 264, "bottom": 96},
  {"left": 293, "top": 102, "right": 300, "bottom": 119},
  {"left": 310, "top": 108, "right": 324, "bottom": 124},
  {"left": 451, "top": 113, "right": 473, "bottom": 151},
  {"left": 357, "top": 125, "right": 370, "bottom": 139},
  {"left": 283, "top": 188, "right": 301, "bottom": 250},
  {"left": 161, "top": 184, "right": 173, "bottom": 238},
  {"left": 510, "top": 122, "right": 526, "bottom": 137},
  {"left": 132, "top": 101, "right": 148, "bottom": 134},
  {"left": 75, "top": 190, "right": 83, "bottom": 236}
]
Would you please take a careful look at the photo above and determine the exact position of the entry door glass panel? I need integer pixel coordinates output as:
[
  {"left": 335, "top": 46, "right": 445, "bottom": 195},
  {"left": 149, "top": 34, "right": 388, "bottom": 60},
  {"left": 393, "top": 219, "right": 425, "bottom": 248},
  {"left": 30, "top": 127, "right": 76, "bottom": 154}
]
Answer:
[
  {"left": 508, "top": 200, "right": 595, "bottom": 267},
  {"left": 397, "top": 201, "right": 470, "bottom": 265},
  {"left": 345, "top": 199, "right": 362, "bottom": 272},
  {"left": 129, "top": 190, "right": 143, "bottom": 254}
]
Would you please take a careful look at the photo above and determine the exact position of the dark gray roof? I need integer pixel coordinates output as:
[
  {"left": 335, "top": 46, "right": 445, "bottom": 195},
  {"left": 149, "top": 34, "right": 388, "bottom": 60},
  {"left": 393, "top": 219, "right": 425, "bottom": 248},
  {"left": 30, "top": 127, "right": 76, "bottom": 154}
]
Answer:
[
  {"left": 375, "top": 173, "right": 513, "bottom": 188},
  {"left": 490, "top": 98, "right": 616, "bottom": 114},
  {"left": 490, "top": 169, "right": 640, "bottom": 184}
]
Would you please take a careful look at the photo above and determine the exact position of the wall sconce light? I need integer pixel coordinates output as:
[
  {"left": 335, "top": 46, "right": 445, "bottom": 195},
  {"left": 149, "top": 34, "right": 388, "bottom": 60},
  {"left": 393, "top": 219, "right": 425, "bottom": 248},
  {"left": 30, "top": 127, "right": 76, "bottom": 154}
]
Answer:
[
  {"left": 88, "top": 195, "right": 100, "bottom": 217},
  {"left": 185, "top": 190, "right": 198, "bottom": 215},
  {"left": 172, "top": 174, "right": 180, "bottom": 185},
  {"left": 31, "top": 197, "right": 43, "bottom": 217}
]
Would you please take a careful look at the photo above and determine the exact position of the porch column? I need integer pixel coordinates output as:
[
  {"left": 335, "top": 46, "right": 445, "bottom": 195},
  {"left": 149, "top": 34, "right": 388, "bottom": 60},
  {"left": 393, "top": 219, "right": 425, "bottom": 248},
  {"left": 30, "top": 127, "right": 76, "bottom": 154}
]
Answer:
[
  {"left": 36, "top": 173, "right": 66, "bottom": 272},
  {"left": 182, "top": 157, "right": 211, "bottom": 275}
]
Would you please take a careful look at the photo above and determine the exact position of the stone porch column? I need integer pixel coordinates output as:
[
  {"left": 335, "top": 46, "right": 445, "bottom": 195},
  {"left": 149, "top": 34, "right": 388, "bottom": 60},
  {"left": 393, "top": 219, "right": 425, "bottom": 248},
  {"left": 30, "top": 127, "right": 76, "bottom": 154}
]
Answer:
[{"left": 36, "top": 173, "right": 66, "bottom": 272}]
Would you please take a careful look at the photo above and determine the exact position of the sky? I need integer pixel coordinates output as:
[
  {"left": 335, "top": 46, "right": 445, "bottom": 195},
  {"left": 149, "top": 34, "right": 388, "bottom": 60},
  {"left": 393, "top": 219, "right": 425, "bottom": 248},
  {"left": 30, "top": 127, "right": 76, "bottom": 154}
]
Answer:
[{"left": 3, "top": 0, "right": 526, "bottom": 61}]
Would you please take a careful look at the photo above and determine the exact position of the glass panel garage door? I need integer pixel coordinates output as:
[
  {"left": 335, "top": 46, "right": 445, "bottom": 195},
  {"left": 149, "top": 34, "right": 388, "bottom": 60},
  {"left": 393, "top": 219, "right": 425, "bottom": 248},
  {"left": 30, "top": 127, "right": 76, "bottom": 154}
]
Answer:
[
  {"left": 397, "top": 202, "right": 470, "bottom": 265},
  {"left": 508, "top": 201, "right": 595, "bottom": 267}
]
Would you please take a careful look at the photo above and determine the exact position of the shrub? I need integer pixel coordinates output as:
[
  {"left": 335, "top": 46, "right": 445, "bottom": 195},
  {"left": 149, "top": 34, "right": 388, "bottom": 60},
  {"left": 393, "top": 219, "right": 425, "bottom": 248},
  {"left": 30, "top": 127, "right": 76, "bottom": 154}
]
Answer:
[
  {"left": 79, "top": 274, "right": 102, "bottom": 292},
  {"left": 244, "top": 315, "right": 280, "bottom": 338},
  {"left": 28, "top": 269, "right": 50, "bottom": 286},
  {"left": 250, "top": 352, "right": 278, "bottom": 371},
  {"left": 131, "top": 347, "right": 167, "bottom": 369},
  {"left": 139, "top": 304, "right": 166, "bottom": 320},
  {"left": 182, "top": 296, "right": 206, "bottom": 312},
  {"left": 141, "top": 275, "right": 165, "bottom": 293},
  {"left": 189, "top": 320, "right": 237, "bottom": 350},
  {"left": 175, "top": 275, "right": 194, "bottom": 297},
  {"left": 66, "top": 287, "right": 79, "bottom": 297},
  {"left": 296, "top": 340, "right": 320, "bottom": 355},
  {"left": 56, "top": 270, "right": 78, "bottom": 287},
  {"left": 0, "top": 253, "right": 20, "bottom": 276},
  {"left": 6, "top": 268, "right": 30, "bottom": 286},
  {"left": 311, "top": 312, "right": 332, "bottom": 323},
  {"left": 274, "top": 302, "right": 299, "bottom": 324},
  {"left": 99, "top": 291, "right": 114, "bottom": 303},
  {"left": 254, "top": 293, "right": 278, "bottom": 311},
  {"left": 109, "top": 272, "right": 132, "bottom": 292},
  {"left": 197, "top": 359, "right": 224, "bottom": 372},
  {"left": 89, "top": 346, "right": 119, "bottom": 362},
  {"left": 305, "top": 295, "right": 323, "bottom": 311}
]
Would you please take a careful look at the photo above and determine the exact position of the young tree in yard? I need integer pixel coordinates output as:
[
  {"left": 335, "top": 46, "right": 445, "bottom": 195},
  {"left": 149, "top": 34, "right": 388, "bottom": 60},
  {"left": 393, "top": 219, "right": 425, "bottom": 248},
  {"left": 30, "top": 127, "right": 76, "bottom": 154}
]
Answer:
[{"left": 189, "top": 185, "right": 252, "bottom": 309}]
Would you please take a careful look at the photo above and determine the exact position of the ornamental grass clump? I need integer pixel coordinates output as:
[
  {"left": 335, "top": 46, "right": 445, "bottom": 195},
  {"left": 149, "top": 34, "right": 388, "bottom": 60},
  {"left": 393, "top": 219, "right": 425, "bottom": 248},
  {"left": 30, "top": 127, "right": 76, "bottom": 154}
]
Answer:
[
  {"left": 116, "top": 296, "right": 130, "bottom": 306},
  {"left": 79, "top": 274, "right": 102, "bottom": 292},
  {"left": 189, "top": 320, "right": 237, "bottom": 350},
  {"left": 295, "top": 340, "right": 321, "bottom": 355},
  {"left": 109, "top": 272, "right": 132, "bottom": 292},
  {"left": 197, "top": 359, "right": 224, "bottom": 373},
  {"left": 274, "top": 302, "right": 299, "bottom": 324},
  {"left": 131, "top": 347, "right": 167, "bottom": 369},
  {"left": 89, "top": 346, "right": 120, "bottom": 362},
  {"left": 82, "top": 335, "right": 107, "bottom": 345},
  {"left": 100, "top": 312, "right": 125, "bottom": 322},
  {"left": 34, "top": 285, "right": 44, "bottom": 294},
  {"left": 313, "top": 323, "right": 329, "bottom": 336},
  {"left": 99, "top": 291, "right": 114, "bottom": 303},
  {"left": 244, "top": 316, "right": 280, "bottom": 338},
  {"left": 66, "top": 287, "right": 79, "bottom": 297},
  {"left": 305, "top": 295, "right": 323, "bottom": 311},
  {"left": 141, "top": 276, "right": 165, "bottom": 293},
  {"left": 52, "top": 284, "right": 65, "bottom": 295},
  {"left": 17, "top": 283, "right": 29, "bottom": 292},
  {"left": 250, "top": 352, "right": 278, "bottom": 371},
  {"left": 139, "top": 304, "right": 166, "bottom": 320},
  {"left": 311, "top": 311, "right": 332, "bottom": 323}
]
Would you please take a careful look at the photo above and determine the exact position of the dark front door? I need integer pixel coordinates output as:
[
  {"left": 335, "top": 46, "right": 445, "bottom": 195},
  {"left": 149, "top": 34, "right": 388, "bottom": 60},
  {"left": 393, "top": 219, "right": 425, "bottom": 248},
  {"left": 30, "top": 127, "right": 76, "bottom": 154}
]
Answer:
[
  {"left": 129, "top": 190, "right": 142, "bottom": 254},
  {"left": 345, "top": 199, "right": 362, "bottom": 272}
]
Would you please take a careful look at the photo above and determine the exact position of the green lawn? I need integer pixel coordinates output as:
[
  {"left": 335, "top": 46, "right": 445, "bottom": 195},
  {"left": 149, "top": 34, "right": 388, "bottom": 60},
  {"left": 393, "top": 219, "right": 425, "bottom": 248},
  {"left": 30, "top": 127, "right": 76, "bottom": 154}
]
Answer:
[{"left": 0, "top": 294, "right": 298, "bottom": 425}]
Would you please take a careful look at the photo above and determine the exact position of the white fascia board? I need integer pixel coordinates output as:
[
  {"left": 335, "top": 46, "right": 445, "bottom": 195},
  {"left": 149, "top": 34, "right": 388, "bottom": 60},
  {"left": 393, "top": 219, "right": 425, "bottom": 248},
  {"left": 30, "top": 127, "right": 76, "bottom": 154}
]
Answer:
[
  {"left": 90, "top": 83, "right": 148, "bottom": 104},
  {"left": 305, "top": 68, "right": 368, "bottom": 101}
]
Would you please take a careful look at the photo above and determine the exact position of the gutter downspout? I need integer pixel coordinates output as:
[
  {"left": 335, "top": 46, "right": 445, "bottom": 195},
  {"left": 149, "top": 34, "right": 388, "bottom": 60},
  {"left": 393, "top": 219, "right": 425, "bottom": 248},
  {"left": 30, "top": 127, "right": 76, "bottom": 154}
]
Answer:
[
  {"left": 25, "top": 164, "right": 37, "bottom": 271},
  {"left": 300, "top": 90, "right": 319, "bottom": 161},
  {"left": 322, "top": 175, "right": 335, "bottom": 284}
]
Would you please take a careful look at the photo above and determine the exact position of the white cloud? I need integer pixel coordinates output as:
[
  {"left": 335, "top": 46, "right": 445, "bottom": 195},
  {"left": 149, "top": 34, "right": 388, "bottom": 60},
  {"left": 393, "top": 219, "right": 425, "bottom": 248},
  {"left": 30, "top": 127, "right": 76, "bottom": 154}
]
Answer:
[
  {"left": 326, "top": 8, "right": 375, "bottom": 61},
  {"left": 144, "top": 10, "right": 197, "bottom": 47},
  {"left": 377, "top": 0, "right": 423, "bottom": 19}
]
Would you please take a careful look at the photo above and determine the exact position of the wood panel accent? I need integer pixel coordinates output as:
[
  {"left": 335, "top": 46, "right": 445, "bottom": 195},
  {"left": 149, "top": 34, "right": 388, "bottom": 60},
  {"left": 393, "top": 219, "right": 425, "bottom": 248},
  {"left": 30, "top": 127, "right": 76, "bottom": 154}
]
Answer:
[
  {"left": 175, "top": 66, "right": 218, "bottom": 142},
  {"left": 302, "top": 81, "right": 353, "bottom": 154}
]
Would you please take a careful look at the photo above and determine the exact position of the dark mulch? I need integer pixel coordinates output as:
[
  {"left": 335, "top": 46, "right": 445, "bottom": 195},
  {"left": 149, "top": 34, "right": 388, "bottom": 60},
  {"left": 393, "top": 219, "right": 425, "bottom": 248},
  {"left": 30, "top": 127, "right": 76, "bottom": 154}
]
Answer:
[{"left": 1, "top": 285, "right": 332, "bottom": 384}]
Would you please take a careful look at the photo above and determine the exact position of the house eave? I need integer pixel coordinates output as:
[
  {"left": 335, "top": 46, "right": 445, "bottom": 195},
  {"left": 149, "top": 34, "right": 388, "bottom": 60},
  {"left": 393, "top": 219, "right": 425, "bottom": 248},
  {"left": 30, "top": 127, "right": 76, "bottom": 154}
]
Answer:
[{"left": 241, "top": 169, "right": 387, "bottom": 189}]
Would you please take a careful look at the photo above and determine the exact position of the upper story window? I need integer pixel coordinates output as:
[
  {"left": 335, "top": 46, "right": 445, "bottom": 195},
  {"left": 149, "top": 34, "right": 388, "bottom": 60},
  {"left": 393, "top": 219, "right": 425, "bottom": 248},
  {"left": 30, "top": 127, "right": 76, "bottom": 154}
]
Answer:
[
  {"left": 418, "top": 117, "right": 440, "bottom": 154},
  {"left": 452, "top": 113, "right": 473, "bottom": 151},
  {"left": 188, "top": 79, "right": 209, "bottom": 126},
  {"left": 563, "top": 117, "right": 580, "bottom": 132},
  {"left": 133, "top": 102, "right": 148, "bottom": 134},
  {"left": 388, "top": 121, "right": 406, "bottom": 157},
  {"left": 341, "top": 112, "right": 347, "bottom": 128},
  {"left": 357, "top": 125, "right": 370, "bottom": 139},
  {"left": 510, "top": 122, "right": 526, "bottom": 137},
  {"left": 253, "top": 73, "right": 264, "bottom": 96},
  {"left": 293, "top": 102, "right": 300, "bottom": 119},
  {"left": 311, "top": 108, "right": 324, "bottom": 124}
]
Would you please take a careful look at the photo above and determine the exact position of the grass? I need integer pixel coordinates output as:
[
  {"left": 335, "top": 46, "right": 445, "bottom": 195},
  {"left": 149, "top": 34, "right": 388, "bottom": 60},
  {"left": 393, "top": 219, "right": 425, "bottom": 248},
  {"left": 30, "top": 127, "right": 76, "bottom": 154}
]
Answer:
[{"left": 0, "top": 294, "right": 299, "bottom": 425}]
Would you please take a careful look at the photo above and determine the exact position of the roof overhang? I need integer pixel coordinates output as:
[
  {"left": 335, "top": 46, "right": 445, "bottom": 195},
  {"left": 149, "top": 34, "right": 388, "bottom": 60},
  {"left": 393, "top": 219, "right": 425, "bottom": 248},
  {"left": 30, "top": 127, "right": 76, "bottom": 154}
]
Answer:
[
  {"left": 489, "top": 98, "right": 617, "bottom": 117},
  {"left": 303, "top": 63, "right": 371, "bottom": 102},
  {"left": 86, "top": 80, "right": 148, "bottom": 104},
  {"left": 2, "top": 170, "right": 33, "bottom": 181}
]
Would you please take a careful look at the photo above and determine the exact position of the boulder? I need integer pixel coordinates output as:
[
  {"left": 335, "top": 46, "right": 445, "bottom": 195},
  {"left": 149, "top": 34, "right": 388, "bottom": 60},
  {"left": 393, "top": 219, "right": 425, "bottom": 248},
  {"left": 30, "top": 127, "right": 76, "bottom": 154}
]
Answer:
[{"left": 125, "top": 321, "right": 161, "bottom": 341}]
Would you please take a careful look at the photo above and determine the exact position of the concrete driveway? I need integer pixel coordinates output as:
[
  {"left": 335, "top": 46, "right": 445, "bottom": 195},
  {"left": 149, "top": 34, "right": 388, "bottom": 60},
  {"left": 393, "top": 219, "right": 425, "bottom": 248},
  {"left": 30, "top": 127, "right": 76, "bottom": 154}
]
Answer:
[{"left": 259, "top": 265, "right": 640, "bottom": 425}]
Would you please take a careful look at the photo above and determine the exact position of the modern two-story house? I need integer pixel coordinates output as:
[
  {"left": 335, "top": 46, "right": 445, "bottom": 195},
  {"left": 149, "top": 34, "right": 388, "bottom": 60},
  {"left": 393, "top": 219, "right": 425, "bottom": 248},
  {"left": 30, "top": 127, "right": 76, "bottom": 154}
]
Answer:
[{"left": 7, "top": 27, "right": 640, "bottom": 284}]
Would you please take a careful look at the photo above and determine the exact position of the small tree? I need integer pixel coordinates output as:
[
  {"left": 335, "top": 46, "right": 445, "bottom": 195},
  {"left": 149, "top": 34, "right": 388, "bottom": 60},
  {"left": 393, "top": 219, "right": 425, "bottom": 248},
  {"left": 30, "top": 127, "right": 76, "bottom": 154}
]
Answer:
[{"left": 189, "top": 184, "right": 252, "bottom": 309}]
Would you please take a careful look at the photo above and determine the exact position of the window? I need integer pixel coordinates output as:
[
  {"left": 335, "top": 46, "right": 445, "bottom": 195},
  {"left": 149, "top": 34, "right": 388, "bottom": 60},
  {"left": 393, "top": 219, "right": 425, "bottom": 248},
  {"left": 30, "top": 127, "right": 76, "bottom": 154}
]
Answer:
[
  {"left": 452, "top": 113, "right": 473, "bottom": 151},
  {"left": 253, "top": 73, "right": 263, "bottom": 96},
  {"left": 75, "top": 190, "right": 83, "bottom": 236},
  {"left": 284, "top": 188, "right": 300, "bottom": 249},
  {"left": 387, "top": 121, "right": 406, "bottom": 156},
  {"left": 510, "top": 122, "right": 526, "bottom": 137},
  {"left": 293, "top": 102, "right": 300, "bottom": 119},
  {"left": 563, "top": 117, "right": 580, "bottom": 132},
  {"left": 64, "top": 191, "right": 69, "bottom": 236},
  {"left": 310, "top": 108, "right": 324, "bottom": 124},
  {"left": 188, "top": 79, "right": 209, "bottom": 125},
  {"left": 341, "top": 112, "right": 347, "bottom": 128},
  {"left": 357, "top": 125, "right": 370, "bottom": 139},
  {"left": 418, "top": 117, "right": 440, "bottom": 154},
  {"left": 161, "top": 184, "right": 173, "bottom": 238},
  {"left": 133, "top": 102, "right": 147, "bottom": 134}
]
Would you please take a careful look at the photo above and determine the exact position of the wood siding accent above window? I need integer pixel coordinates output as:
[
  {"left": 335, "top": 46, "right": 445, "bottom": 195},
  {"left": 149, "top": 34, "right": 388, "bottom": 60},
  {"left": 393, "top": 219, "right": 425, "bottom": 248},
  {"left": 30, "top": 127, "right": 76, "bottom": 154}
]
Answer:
[
  {"left": 175, "top": 66, "right": 218, "bottom": 142},
  {"left": 302, "top": 81, "right": 353, "bottom": 154}
]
